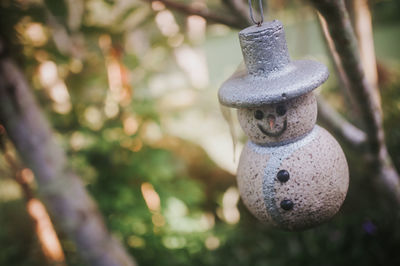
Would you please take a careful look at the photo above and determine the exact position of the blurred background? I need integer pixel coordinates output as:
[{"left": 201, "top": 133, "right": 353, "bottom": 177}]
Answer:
[{"left": 1, "top": 0, "right": 400, "bottom": 265}]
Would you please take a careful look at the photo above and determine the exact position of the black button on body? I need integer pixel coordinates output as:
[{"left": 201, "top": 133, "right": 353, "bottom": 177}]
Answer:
[
  {"left": 280, "top": 199, "right": 294, "bottom": 210},
  {"left": 277, "top": 170, "right": 290, "bottom": 182}
]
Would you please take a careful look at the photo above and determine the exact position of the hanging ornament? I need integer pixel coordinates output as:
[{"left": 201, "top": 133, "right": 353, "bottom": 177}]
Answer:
[{"left": 218, "top": 1, "right": 349, "bottom": 230}]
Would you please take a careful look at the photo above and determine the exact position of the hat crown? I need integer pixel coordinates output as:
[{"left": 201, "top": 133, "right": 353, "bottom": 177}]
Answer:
[
  {"left": 217, "top": 19, "right": 329, "bottom": 108},
  {"left": 239, "top": 20, "right": 290, "bottom": 75}
]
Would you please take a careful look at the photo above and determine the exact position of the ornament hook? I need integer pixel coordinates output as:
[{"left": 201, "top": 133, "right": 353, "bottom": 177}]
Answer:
[{"left": 248, "top": 0, "right": 264, "bottom": 26}]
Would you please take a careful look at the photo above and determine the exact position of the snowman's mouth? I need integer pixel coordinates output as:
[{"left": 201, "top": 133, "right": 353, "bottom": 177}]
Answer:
[{"left": 257, "top": 119, "right": 287, "bottom": 137}]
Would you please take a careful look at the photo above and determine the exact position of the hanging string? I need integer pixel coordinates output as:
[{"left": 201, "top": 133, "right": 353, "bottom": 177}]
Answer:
[{"left": 248, "top": 0, "right": 264, "bottom": 26}]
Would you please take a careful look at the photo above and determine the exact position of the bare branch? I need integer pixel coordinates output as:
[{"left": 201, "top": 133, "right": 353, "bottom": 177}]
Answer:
[
  {"left": 317, "top": 95, "right": 367, "bottom": 149},
  {"left": 2, "top": 152, "right": 35, "bottom": 201},
  {"left": 310, "top": 0, "right": 381, "bottom": 154},
  {"left": 0, "top": 40, "right": 136, "bottom": 266},
  {"left": 353, "top": 0, "right": 379, "bottom": 93},
  {"left": 222, "top": 0, "right": 252, "bottom": 26},
  {"left": 317, "top": 13, "right": 358, "bottom": 114},
  {"left": 45, "top": 9, "right": 85, "bottom": 59},
  {"left": 310, "top": 0, "right": 400, "bottom": 202},
  {"left": 143, "top": 0, "right": 247, "bottom": 29},
  {"left": 0, "top": 140, "right": 67, "bottom": 265}
]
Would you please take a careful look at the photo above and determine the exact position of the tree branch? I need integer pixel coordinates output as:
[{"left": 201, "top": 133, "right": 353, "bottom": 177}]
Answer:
[
  {"left": 353, "top": 0, "right": 379, "bottom": 93},
  {"left": 317, "top": 13, "right": 359, "bottom": 115},
  {"left": 310, "top": 0, "right": 382, "bottom": 158},
  {"left": 222, "top": 0, "right": 252, "bottom": 26},
  {"left": 0, "top": 40, "right": 136, "bottom": 266},
  {"left": 317, "top": 95, "right": 367, "bottom": 149},
  {"left": 44, "top": 7, "right": 85, "bottom": 59},
  {"left": 310, "top": 0, "right": 400, "bottom": 202},
  {"left": 144, "top": 0, "right": 247, "bottom": 29}
]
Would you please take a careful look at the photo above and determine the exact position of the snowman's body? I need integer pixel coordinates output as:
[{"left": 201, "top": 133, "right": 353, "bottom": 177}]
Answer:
[
  {"left": 237, "top": 126, "right": 348, "bottom": 230},
  {"left": 218, "top": 20, "right": 349, "bottom": 230}
]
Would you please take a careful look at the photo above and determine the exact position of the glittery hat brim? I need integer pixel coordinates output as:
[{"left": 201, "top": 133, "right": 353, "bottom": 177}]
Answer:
[{"left": 218, "top": 60, "right": 329, "bottom": 108}]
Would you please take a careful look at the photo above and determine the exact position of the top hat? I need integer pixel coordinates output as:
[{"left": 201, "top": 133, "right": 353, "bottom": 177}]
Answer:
[{"left": 218, "top": 20, "right": 329, "bottom": 108}]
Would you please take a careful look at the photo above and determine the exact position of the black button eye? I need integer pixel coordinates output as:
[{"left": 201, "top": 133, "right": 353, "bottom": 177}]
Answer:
[
  {"left": 276, "top": 105, "right": 286, "bottom": 116},
  {"left": 254, "top": 110, "right": 264, "bottom": 120}
]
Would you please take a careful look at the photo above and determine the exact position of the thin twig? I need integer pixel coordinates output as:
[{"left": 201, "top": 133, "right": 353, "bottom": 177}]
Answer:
[
  {"left": 3, "top": 153, "right": 35, "bottom": 200},
  {"left": 317, "top": 95, "right": 367, "bottom": 149},
  {"left": 222, "top": 0, "right": 252, "bottom": 26},
  {"left": 0, "top": 133, "right": 66, "bottom": 265},
  {"left": 317, "top": 13, "right": 358, "bottom": 115},
  {"left": 45, "top": 8, "right": 84, "bottom": 59},
  {"left": 0, "top": 137, "right": 35, "bottom": 201},
  {"left": 144, "top": 0, "right": 247, "bottom": 29},
  {"left": 353, "top": 0, "right": 379, "bottom": 93}
]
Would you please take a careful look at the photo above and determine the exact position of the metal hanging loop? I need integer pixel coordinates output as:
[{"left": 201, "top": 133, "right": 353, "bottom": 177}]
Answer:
[{"left": 248, "top": 0, "right": 264, "bottom": 26}]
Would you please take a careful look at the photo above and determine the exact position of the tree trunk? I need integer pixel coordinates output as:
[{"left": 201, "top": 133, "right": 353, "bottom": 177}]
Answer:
[{"left": 0, "top": 41, "right": 136, "bottom": 266}]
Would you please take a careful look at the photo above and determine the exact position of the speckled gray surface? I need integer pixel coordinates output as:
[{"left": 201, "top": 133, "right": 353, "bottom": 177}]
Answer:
[
  {"left": 237, "top": 92, "right": 317, "bottom": 145},
  {"left": 237, "top": 126, "right": 349, "bottom": 230},
  {"left": 236, "top": 143, "right": 275, "bottom": 225},
  {"left": 218, "top": 20, "right": 329, "bottom": 108}
]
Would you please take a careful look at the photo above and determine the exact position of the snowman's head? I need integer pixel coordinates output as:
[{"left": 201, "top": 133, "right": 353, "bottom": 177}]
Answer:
[{"left": 237, "top": 92, "right": 317, "bottom": 145}]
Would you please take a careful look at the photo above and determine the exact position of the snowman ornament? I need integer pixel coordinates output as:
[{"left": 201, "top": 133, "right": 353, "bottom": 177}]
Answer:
[{"left": 218, "top": 20, "right": 349, "bottom": 230}]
